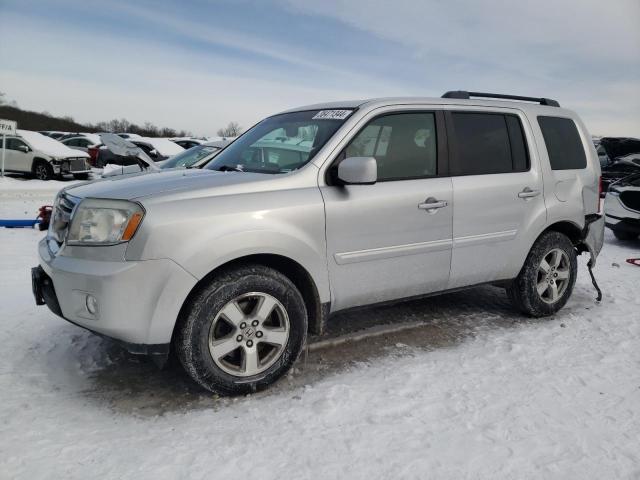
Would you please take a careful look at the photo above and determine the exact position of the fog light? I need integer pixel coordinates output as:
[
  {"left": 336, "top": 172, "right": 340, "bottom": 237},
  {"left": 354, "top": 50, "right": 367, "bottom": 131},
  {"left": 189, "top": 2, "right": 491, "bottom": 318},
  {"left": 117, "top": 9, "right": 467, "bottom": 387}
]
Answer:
[{"left": 86, "top": 295, "right": 98, "bottom": 315}]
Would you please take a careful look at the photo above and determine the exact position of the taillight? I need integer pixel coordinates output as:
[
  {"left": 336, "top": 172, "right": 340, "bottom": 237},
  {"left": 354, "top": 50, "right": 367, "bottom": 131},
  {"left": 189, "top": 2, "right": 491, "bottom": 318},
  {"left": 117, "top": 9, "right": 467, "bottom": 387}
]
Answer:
[{"left": 87, "top": 147, "right": 99, "bottom": 166}]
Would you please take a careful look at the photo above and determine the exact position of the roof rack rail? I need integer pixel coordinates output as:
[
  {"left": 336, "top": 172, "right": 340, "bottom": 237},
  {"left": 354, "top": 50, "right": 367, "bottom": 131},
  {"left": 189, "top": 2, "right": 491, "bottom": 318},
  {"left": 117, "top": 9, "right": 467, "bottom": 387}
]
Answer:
[{"left": 442, "top": 91, "right": 560, "bottom": 107}]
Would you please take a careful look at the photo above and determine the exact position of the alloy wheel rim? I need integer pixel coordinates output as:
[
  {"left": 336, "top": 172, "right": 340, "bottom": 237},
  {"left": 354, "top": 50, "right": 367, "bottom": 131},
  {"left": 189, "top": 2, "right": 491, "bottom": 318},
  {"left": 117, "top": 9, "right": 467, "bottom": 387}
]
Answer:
[
  {"left": 208, "top": 292, "right": 290, "bottom": 377},
  {"left": 536, "top": 248, "right": 570, "bottom": 304},
  {"left": 36, "top": 165, "right": 47, "bottom": 180}
]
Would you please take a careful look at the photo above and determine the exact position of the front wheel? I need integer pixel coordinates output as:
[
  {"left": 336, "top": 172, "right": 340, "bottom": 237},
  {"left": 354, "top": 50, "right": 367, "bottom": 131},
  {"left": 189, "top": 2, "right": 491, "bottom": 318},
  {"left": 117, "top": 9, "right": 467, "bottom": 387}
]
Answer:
[
  {"left": 176, "top": 265, "right": 307, "bottom": 395},
  {"left": 507, "top": 231, "right": 577, "bottom": 317},
  {"left": 33, "top": 160, "right": 53, "bottom": 181}
]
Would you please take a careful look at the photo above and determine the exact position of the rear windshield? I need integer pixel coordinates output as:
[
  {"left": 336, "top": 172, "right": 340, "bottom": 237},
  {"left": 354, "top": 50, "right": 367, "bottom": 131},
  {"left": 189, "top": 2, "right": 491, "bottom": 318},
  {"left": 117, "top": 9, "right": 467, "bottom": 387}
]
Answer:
[
  {"left": 205, "top": 109, "right": 353, "bottom": 174},
  {"left": 538, "top": 116, "right": 587, "bottom": 170}
]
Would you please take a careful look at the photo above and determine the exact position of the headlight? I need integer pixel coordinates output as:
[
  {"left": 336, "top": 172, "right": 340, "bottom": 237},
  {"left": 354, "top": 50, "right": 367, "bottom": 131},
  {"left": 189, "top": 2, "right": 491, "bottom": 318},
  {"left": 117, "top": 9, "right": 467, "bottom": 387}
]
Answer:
[{"left": 67, "top": 199, "right": 145, "bottom": 245}]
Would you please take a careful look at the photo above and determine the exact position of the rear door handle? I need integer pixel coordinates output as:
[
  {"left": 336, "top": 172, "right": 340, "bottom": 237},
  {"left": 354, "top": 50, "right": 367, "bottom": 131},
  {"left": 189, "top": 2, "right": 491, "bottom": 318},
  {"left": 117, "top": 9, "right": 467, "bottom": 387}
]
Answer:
[
  {"left": 418, "top": 197, "right": 448, "bottom": 211},
  {"left": 518, "top": 187, "right": 540, "bottom": 199}
]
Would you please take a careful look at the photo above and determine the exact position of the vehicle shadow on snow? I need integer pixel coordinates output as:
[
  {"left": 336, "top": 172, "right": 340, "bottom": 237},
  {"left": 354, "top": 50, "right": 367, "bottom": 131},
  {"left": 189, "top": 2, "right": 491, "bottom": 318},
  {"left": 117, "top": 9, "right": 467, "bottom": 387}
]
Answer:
[{"left": 79, "top": 284, "right": 575, "bottom": 416}]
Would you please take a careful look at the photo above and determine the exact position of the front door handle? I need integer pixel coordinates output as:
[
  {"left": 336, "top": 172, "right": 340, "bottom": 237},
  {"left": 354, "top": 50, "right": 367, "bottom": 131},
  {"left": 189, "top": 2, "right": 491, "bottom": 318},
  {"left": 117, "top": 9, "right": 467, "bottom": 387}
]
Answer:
[
  {"left": 518, "top": 187, "right": 540, "bottom": 199},
  {"left": 418, "top": 197, "right": 448, "bottom": 212}
]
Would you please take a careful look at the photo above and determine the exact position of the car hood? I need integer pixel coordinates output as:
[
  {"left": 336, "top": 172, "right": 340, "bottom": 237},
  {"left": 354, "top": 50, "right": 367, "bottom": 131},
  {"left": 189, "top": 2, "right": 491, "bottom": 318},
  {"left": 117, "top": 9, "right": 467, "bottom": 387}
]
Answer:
[
  {"left": 599, "top": 138, "right": 640, "bottom": 159},
  {"left": 65, "top": 168, "right": 277, "bottom": 200}
]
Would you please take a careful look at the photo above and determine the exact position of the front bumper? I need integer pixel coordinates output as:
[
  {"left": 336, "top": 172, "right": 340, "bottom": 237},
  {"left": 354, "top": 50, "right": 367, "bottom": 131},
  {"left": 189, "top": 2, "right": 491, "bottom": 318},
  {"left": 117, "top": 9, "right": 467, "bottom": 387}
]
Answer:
[{"left": 34, "top": 238, "right": 198, "bottom": 351}]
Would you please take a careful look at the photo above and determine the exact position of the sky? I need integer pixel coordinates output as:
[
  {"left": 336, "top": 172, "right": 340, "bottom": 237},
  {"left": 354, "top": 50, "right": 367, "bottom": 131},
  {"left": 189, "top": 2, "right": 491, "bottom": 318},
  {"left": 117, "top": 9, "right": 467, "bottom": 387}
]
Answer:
[{"left": 0, "top": 0, "right": 639, "bottom": 137}]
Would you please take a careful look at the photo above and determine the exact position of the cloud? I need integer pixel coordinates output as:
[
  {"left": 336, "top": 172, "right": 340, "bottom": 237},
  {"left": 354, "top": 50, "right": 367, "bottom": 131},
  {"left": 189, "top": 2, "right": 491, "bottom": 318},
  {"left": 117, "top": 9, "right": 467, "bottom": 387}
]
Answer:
[
  {"left": 1, "top": 0, "right": 638, "bottom": 136},
  {"left": 283, "top": 0, "right": 640, "bottom": 135}
]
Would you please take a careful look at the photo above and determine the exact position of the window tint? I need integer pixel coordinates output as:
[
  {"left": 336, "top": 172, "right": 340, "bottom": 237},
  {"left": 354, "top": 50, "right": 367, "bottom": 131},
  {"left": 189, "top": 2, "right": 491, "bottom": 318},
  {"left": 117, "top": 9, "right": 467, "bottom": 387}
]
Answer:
[
  {"left": 505, "top": 115, "right": 529, "bottom": 172},
  {"left": 450, "top": 113, "right": 513, "bottom": 175},
  {"left": 538, "top": 116, "right": 587, "bottom": 170},
  {"left": 345, "top": 112, "right": 437, "bottom": 181},
  {"left": 6, "top": 138, "right": 27, "bottom": 151}
]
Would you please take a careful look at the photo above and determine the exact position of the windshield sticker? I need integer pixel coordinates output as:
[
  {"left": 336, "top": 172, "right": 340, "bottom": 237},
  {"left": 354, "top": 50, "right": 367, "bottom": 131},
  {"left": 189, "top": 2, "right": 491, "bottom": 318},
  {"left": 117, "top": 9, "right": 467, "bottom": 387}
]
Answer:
[{"left": 312, "top": 110, "right": 352, "bottom": 120}]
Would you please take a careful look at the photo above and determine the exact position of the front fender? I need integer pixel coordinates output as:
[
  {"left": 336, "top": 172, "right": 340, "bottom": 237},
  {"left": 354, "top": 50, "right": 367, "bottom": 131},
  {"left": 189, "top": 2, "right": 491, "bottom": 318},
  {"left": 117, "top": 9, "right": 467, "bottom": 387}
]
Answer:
[{"left": 126, "top": 188, "right": 330, "bottom": 303}]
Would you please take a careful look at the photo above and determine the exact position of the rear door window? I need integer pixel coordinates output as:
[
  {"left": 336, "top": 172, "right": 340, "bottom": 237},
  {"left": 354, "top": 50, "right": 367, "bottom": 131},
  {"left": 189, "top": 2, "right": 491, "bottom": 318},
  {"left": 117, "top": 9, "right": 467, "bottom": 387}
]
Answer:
[
  {"left": 448, "top": 112, "right": 529, "bottom": 175},
  {"left": 538, "top": 116, "right": 587, "bottom": 170}
]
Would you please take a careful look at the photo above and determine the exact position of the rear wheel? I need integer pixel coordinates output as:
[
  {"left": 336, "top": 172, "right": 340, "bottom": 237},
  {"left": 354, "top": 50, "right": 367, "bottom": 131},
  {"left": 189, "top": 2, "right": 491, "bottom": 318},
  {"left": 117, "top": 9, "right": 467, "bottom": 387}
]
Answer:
[
  {"left": 33, "top": 160, "right": 53, "bottom": 181},
  {"left": 613, "top": 229, "right": 639, "bottom": 241},
  {"left": 176, "top": 264, "right": 307, "bottom": 395},
  {"left": 508, "top": 231, "right": 577, "bottom": 317}
]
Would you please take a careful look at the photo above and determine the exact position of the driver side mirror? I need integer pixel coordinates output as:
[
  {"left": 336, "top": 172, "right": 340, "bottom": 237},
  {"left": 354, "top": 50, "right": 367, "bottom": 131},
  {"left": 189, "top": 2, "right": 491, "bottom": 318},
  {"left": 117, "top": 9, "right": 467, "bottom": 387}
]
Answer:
[
  {"left": 18, "top": 145, "right": 30, "bottom": 153},
  {"left": 338, "top": 156, "right": 377, "bottom": 185}
]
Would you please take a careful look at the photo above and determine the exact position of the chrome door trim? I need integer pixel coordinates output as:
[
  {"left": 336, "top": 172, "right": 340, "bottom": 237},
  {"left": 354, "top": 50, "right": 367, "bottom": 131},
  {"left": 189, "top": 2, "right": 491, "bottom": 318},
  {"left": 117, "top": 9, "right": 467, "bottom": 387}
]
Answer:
[
  {"left": 335, "top": 238, "right": 452, "bottom": 265},
  {"left": 453, "top": 229, "right": 518, "bottom": 247}
]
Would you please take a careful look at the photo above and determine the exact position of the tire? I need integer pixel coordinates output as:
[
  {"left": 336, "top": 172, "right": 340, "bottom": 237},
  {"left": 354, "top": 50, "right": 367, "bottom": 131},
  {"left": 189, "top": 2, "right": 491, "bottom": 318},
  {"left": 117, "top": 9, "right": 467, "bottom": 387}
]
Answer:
[
  {"left": 176, "top": 264, "right": 307, "bottom": 395},
  {"left": 73, "top": 173, "right": 90, "bottom": 180},
  {"left": 507, "top": 231, "right": 577, "bottom": 317},
  {"left": 33, "top": 160, "right": 53, "bottom": 181},
  {"left": 613, "top": 229, "right": 639, "bottom": 241}
]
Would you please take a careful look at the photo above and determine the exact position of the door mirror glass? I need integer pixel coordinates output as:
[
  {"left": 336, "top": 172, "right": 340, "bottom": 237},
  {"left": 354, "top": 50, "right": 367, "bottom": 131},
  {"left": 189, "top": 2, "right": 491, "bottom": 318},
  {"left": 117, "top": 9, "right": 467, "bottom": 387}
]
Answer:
[{"left": 338, "top": 156, "right": 377, "bottom": 185}]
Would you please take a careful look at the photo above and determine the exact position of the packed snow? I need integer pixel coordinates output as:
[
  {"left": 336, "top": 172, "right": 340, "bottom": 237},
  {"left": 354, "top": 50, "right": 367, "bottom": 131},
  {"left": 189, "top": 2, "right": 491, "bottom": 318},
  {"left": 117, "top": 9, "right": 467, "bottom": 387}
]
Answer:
[
  {"left": 16, "top": 130, "right": 89, "bottom": 158},
  {"left": 0, "top": 179, "right": 639, "bottom": 479}
]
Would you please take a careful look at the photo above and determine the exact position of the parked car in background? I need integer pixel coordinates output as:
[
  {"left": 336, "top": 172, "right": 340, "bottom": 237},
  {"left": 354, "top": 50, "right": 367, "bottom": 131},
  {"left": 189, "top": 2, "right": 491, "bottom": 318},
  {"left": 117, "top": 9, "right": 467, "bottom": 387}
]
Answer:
[
  {"left": 157, "top": 140, "right": 230, "bottom": 169},
  {"left": 128, "top": 137, "right": 184, "bottom": 161},
  {"left": 604, "top": 172, "right": 640, "bottom": 240},
  {"left": 116, "top": 133, "right": 142, "bottom": 139},
  {"left": 33, "top": 92, "right": 604, "bottom": 395},
  {"left": 170, "top": 137, "right": 206, "bottom": 150},
  {"left": 61, "top": 134, "right": 103, "bottom": 167},
  {"left": 57, "top": 132, "right": 93, "bottom": 142},
  {"left": 38, "top": 131, "right": 67, "bottom": 140},
  {"left": 2, "top": 129, "right": 90, "bottom": 180},
  {"left": 61, "top": 134, "right": 102, "bottom": 152},
  {"left": 596, "top": 137, "right": 640, "bottom": 194}
]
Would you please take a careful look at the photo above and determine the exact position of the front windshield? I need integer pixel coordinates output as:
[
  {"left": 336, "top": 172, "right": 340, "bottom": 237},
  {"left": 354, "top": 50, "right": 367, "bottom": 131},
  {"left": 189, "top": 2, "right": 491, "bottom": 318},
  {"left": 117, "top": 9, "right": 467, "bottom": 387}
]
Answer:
[
  {"left": 161, "top": 145, "right": 220, "bottom": 169},
  {"left": 205, "top": 109, "right": 353, "bottom": 173}
]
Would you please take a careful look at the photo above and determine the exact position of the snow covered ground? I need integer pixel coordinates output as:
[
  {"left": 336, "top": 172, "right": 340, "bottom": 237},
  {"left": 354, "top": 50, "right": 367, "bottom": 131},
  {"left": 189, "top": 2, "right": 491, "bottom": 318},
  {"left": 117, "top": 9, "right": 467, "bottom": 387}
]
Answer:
[{"left": 1, "top": 179, "right": 639, "bottom": 479}]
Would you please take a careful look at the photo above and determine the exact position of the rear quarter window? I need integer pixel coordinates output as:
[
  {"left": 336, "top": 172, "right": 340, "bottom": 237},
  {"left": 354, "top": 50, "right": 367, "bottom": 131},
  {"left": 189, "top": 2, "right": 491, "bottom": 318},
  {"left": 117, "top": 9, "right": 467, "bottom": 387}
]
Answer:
[{"left": 538, "top": 116, "right": 587, "bottom": 170}]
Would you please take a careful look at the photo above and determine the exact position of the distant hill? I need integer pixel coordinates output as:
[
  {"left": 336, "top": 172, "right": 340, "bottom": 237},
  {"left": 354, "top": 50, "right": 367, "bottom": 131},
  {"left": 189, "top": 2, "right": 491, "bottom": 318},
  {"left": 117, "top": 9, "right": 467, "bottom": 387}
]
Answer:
[
  {"left": 0, "top": 105, "right": 93, "bottom": 132},
  {"left": 0, "top": 105, "right": 192, "bottom": 137}
]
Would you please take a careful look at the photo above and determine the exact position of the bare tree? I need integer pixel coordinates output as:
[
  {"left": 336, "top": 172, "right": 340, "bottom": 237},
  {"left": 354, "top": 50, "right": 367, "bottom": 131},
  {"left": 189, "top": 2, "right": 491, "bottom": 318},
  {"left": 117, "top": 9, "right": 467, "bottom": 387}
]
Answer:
[{"left": 216, "top": 121, "right": 242, "bottom": 137}]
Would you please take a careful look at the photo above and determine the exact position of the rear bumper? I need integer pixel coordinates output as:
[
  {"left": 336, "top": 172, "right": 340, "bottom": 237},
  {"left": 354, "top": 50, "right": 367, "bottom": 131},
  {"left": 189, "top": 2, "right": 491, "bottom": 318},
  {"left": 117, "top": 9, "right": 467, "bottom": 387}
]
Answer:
[
  {"left": 581, "top": 214, "right": 605, "bottom": 266},
  {"left": 34, "top": 237, "right": 198, "bottom": 349}
]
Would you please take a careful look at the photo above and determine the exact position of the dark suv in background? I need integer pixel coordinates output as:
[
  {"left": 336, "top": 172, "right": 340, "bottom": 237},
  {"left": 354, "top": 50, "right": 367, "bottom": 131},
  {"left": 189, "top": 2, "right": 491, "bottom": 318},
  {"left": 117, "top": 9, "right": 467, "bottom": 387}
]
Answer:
[{"left": 595, "top": 137, "right": 640, "bottom": 195}]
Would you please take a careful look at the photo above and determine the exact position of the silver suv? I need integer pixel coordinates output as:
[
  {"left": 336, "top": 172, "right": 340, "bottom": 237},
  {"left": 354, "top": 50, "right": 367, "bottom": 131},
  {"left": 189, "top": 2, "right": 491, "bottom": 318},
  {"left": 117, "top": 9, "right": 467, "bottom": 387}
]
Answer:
[{"left": 32, "top": 91, "right": 604, "bottom": 395}]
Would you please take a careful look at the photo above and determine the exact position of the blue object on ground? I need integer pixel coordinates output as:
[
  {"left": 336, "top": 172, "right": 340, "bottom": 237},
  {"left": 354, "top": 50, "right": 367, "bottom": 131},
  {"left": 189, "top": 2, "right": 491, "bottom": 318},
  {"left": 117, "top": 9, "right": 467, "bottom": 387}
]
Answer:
[{"left": 0, "top": 219, "right": 40, "bottom": 228}]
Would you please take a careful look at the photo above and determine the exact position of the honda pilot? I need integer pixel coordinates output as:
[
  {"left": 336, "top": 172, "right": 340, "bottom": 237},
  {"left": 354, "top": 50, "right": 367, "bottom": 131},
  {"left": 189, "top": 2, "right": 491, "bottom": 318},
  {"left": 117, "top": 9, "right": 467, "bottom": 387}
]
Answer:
[{"left": 32, "top": 91, "right": 604, "bottom": 395}]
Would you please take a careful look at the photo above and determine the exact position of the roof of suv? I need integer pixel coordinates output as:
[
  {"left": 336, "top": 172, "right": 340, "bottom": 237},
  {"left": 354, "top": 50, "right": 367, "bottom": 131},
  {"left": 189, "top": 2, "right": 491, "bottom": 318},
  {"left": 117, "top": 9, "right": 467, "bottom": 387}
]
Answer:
[{"left": 279, "top": 95, "right": 571, "bottom": 116}]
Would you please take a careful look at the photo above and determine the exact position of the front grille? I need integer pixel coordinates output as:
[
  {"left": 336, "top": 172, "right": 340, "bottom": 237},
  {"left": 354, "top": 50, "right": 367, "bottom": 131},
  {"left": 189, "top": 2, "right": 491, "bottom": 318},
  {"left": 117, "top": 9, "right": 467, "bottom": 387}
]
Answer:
[
  {"left": 620, "top": 191, "right": 640, "bottom": 212},
  {"left": 48, "top": 192, "right": 80, "bottom": 246},
  {"left": 68, "top": 158, "right": 88, "bottom": 172}
]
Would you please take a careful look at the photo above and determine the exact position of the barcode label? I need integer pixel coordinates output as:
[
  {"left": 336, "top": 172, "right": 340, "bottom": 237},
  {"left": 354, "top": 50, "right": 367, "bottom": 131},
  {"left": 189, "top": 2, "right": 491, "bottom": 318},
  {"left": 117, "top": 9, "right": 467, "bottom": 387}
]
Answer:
[{"left": 312, "top": 110, "right": 352, "bottom": 120}]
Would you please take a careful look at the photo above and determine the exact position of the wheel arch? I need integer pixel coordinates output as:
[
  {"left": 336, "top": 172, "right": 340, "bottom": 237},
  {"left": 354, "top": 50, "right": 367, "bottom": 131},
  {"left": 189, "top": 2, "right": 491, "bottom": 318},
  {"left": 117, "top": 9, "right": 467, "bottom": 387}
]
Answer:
[
  {"left": 541, "top": 220, "right": 583, "bottom": 245},
  {"left": 31, "top": 157, "right": 51, "bottom": 172},
  {"left": 174, "top": 253, "right": 327, "bottom": 344}
]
